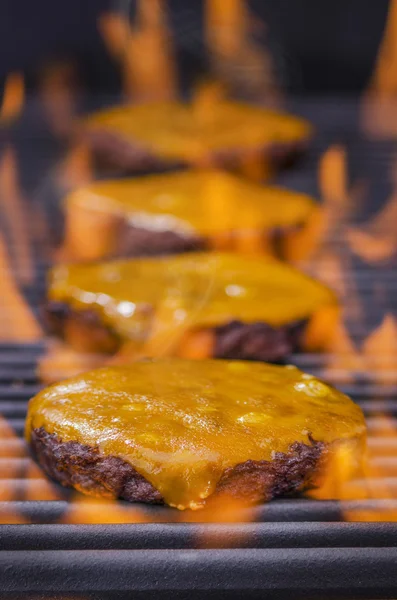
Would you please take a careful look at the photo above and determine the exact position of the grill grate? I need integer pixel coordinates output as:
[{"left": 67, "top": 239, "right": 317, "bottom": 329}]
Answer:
[{"left": 1, "top": 97, "right": 397, "bottom": 597}]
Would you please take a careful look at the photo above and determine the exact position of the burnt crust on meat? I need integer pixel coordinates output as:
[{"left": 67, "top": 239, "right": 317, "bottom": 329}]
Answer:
[
  {"left": 82, "top": 128, "right": 182, "bottom": 175},
  {"left": 82, "top": 127, "right": 309, "bottom": 175},
  {"left": 213, "top": 319, "right": 307, "bottom": 362},
  {"left": 31, "top": 427, "right": 163, "bottom": 503},
  {"left": 44, "top": 302, "right": 307, "bottom": 360},
  {"left": 117, "top": 224, "right": 207, "bottom": 258},
  {"left": 44, "top": 302, "right": 121, "bottom": 354},
  {"left": 30, "top": 427, "right": 325, "bottom": 506},
  {"left": 115, "top": 222, "right": 304, "bottom": 261}
]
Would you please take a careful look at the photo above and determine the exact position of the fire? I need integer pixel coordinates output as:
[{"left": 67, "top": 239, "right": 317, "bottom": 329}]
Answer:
[
  {"left": 0, "top": 146, "right": 45, "bottom": 342},
  {"left": 362, "top": 314, "right": 397, "bottom": 381},
  {"left": 0, "top": 234, "right": 41, "bottom": 342},
  {"left": 362, "top": 0, "right": 397, "bottom": 137},
  {"left": 307, "top": 145, "right": 358, "bottom": 365},
  {"left": 60, "top": 495, "right": 150, "bottom": 525},
  {"left": 99, "top": 1, "right": 177, "bottom": 102},
  {"left": 319, "top": 145, "right": 348, "bottom": 206},
  {"left": 0, "top": 72, "right": 24, "bottom": 123},
  {"left": 347, "top": 182, "right": 397, "bottom": 264},
  {"left": 57, "top": 142, "right": 93, "bottom": 193},
  {"left": 307, "top": 405, "right": 397, "bottom": 523},
  {"left": 38, "top": 341, "right": 107, "bottom": 384},
  {"left": 0, "top": 415, "right": 60, "bottom": 522},
  {"left": 98, "top": 12, "right": 130, "bottom": 62},
  {"left": 99, "top": 0, "right": 279, "bottom": 104},
  {"left": 59, "top": 490, "right": 256, "bottom": 526},
  {"left": 342, "top": 410, "right": 397, "bottom": 521},
  {"left": 205, "top": 0, "right": 280, "bottom": 103},
  {"left": 307, "top": 142, "right": 397, "bottom": 521},
  {"left": 39, "top": 61, "right": 78, "bottom": 137},
  {"left": 0, "top": 147, "right": 34, "bottom": 285}
]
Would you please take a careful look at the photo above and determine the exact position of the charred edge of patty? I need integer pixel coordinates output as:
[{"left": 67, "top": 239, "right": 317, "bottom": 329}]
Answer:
[
  {"left": 78, "top": 222, "right": 308, "bottom": 263},
  {"left": 213, "top": 319, "right": 307, "bottom": 363},
  {"left": 112, "top": 222, "right": 304, "bottom": 261},
  {"left": 44, "top": 302, "right": 123, "bottom": 355},
  {"left": 30, "top": 427, "right": 325, "bottom": 506},
  {"left": 82, "top": 128, "right": 183, "bottom": 174},
  {"left": 116, "top": 224, "right": 208, "bottom": 258},
  {"left": 44, "top": 301, "right": 308, "bottom": 360},
  {"left": 118, "top": 223, "right": 305, "bottom": 261},
  {"left": 82, "top": 127, "right": 309, "bottom": 174}
]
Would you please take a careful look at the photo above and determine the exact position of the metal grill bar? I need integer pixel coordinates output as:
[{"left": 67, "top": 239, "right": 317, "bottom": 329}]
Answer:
[
  {"left": 1, "top": 522, "right": 397, "bottom": 550},
  {"left": 1, "top": 547, "right": 397, "bottom": 597}
]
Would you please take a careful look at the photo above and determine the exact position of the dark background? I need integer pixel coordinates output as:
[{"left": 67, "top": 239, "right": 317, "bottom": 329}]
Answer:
[{"left": 0, "top": 0, "right": 391, "bottom": 94}]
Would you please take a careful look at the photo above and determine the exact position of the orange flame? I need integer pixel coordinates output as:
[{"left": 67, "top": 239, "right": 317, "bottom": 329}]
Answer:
[
  {"left": 361, "top": 0, "right": 397, "bottom": 137},
  {"left": 308, "top": 145, "right": 352, "bottom": 294},
  {"left": 343, "top": 411, "right": 397, "bottom": 521},
  {"left": 99, "top": 1, "right": 177, "bottom": 101},
  {"left": 0, "top": 72, "right": 24, "bottom": 123},
  {"left": 0, "top": 234, "right": 41, "bottom": 341},
  {"left": 38, "top": 340, "right": 108, "bottom": 384},
  {"left": 318, "top": 144, "right": 349, "bottom": 222},
  {"left": 61, "top": 495, "right": 150, "bottom": 525},
  {"left": 0, "top": 416, "right": 61, "bottom": 522},
  {"left": 98, "top": 13, "right": 131, "bottom": 60},
  {"left": 362, "top": 314, "right": 397, "bottom": 382},
  {"left": 0, "top": 147, "right": 34, "bottom": 284},
  {"left": 205, "top": 0, "right": 280, "bottom": 103},
  {"left": 57, "top": 142, "right": 93, "bottom": 192},
  {"left": 39, "top": 61, "right": 78, "bottom": 137},
  {"left": 347, "top": 182, "right": 397, "bottom": 264}
]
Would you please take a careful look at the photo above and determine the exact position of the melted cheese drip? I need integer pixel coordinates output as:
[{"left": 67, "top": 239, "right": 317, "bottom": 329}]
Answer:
[
  {"left": 49, "top": 252, "right": 337, "bottom": 343},
  {"left": 84, "top": 101, "right": 312, "bottom": 162},
  {"left": 66, "top": 170, "right": 315, "bottom": 236},
  {"left": 26, "top": 360, "right": 366, "bottom": 509}
]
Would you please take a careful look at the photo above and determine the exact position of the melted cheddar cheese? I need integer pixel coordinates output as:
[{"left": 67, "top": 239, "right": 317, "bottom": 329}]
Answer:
[
  {"left": 49, "top": 252, "right": 337, "bottom": 351},
  {"left": 26, "top": 359, "right": 366, "bottom": 509},
  {"left": 66, "top": 170, "right": 316, "bottom": 236},
  {"left": 84, "top": 101, "right": 311, "bottom": 163}
]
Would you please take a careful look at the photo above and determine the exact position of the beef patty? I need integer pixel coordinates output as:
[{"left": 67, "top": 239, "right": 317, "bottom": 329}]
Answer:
[
  {"left": 81, "top": 100, "right": 312, "bottom": 176},
  {"left": 83, "top": 127, "right": 307, "bottom": 175},
  {"left": 45, "top": 301, "right": 307, "bottom": 361},
  {"left": 30, "top": 426, "right": 324, "bottom": 506},
  {"left": 63, "top": 170, "right": 317, "bottom": 263},
  {"left": 26, "top": 360, "right": 366, "bottom": 510},
  {"left": 45, "top": 252, "right": 338, "bottom": 361}
]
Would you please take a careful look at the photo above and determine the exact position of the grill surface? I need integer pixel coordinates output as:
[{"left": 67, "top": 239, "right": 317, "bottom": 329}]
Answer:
[{"left": 1, "top": 96, "right": 397, "bottom": 598}]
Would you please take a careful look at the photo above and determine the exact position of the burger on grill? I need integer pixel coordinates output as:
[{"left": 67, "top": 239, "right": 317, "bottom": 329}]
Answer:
[
  {"left": 63, "top": 170, "right": 320, "bottom": 263},
  {"left": 26, "top": 359, "right": 366, "bottom": 510},
  {"left": 80, "top": 99, "right": 311, "bottom": 175},
  {"left": 45, "top": 252, "right": 338, "bottom": 361}
]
